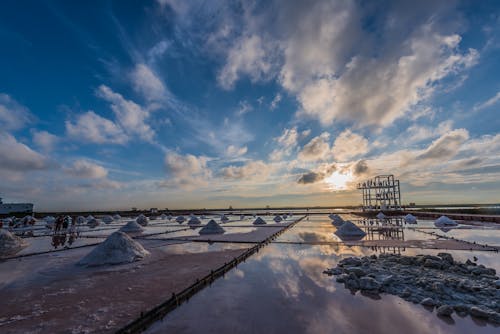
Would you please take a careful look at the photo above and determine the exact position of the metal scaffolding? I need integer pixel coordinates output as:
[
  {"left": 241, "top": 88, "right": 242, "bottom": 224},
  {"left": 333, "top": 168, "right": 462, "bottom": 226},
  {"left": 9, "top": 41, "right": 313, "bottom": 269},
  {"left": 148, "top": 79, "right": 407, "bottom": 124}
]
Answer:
[{"left": 357, "top": 175, "right": 401, "bottom": 211}]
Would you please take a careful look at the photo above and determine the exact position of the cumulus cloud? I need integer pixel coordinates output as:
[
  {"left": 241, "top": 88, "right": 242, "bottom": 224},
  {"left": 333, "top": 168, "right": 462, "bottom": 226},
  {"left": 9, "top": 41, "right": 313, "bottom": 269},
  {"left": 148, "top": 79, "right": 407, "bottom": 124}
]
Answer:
[
  {"left": 64, "top": 160, "right": 108, "bottom": 179},
  {"left": 218, "top": 35, "right": 276, "bottom": 89},
  {"left": 31, "top": 130, "right": 59, "bottom": 152},
  {"left": 66, "top": 111, "right": 128, "bottom": 144},
  {"left": 331, "top": 130, "right": 369, "bottom": 162},
  {"left": 352, "top": 160, "right": 369, "bottom": 176},
  {"left": 130, "top": 63, "right": 167, "bottom": 102},
  {"left": 0, "top": 132, "right": 47, "bottom": 171},
  {"left": 220, "top": 160, "right": 272, "bottom": 181},
  {"left": 269, "top": 127, "right": 301, "bottom": 161},
  {"left": 163, "top": 152, "right": 211, "bottom": 188},
  {"left": 0, "top": 93, "right": 34, "bottom": 130},
  {"left": 417, "top": 128, "right": 469, "bottom": 161},
  {"left": 226, "top": 145, "right": 247, "bottom": 157},
  {"left": 297, "top": 163, "right": 336, "bottom": 184},
  {"left": 298, "top": 132, "right": 331, "bottom": 161},
  {"left": 97, "top": 85, "right": 155, "bottom": 142}
]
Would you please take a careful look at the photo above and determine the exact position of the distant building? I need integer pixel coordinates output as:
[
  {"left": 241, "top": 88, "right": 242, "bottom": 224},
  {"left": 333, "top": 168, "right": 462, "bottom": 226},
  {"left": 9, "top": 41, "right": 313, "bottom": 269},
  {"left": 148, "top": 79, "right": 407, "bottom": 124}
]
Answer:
[{"left": 0, "top": 197, "right": 34, "bottom": 214}]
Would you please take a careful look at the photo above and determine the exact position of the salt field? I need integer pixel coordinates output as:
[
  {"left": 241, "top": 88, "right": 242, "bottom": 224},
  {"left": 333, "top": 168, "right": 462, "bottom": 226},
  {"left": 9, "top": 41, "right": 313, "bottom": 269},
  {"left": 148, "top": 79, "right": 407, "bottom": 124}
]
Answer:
[{"left": 0, "top": 211, "right": 499, "bottom": 333}]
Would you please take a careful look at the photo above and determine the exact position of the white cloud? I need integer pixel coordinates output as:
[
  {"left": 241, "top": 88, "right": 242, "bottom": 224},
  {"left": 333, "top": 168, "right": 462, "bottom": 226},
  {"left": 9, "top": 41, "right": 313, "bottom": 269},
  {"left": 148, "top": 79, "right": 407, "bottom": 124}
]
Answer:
[
  {"left": 65, "top": 111, "right": 128, "bottom": 144},
  {"left": 416, "top": 128, "right": 469, "bottom": 162},
  {"left": 225, "top": 145, "right": 247, "bottom": 157},
  {"left": 236, "top": 100, "right": 253, "bottom": 116},
  {"left": 474, "top": 90, "right": 500, "bottom": 111},
  {"left": 331, "top": 130, "right": 368, "bottom": 162},
  {"left": 220, "top": 160, "right": 272, "bottom": 181},
  {"left": 130, "top": 63, "right": 167, "bottom": 102},
  {"left": 31, "top": 130, "right": 59, "bottom": 152},
  {"left": 0, "top": 93, "right": 33, "bottom": 130},
  {"left": 298, "top": 132, "right": 331, "bottom": 161},
  {"left": 0, "top": 132, "right": 47, "bottom": 171},
  {"left": 163, "top": 152, "right": 211, "bottom": 189},
  {"left": 64, "top": 160, "right": 108, "bottom": 179},
  {"left": 270, "top": 93, "right": 282, "bottom": 110},
  {"left": 218, "top": 35, "right": 276, "bottom": 89},
  {"left": 269, "top": 127, "right": 300, "bottom": 161},
  {"left": 97, "top": 85, "right": 154, "bottom": 142}
]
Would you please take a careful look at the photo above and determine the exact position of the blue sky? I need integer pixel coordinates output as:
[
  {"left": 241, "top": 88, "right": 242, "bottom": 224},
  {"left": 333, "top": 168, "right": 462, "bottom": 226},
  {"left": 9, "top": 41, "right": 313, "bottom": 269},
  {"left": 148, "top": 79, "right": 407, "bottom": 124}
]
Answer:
[{"left": 1, "top": 0, "right": 499, "bottom": 211}]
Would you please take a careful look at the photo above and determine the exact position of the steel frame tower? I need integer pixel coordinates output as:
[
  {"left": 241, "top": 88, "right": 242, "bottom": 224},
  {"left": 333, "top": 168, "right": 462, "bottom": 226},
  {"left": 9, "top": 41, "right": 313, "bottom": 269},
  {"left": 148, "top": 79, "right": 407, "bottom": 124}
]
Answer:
[{"left": 357, "top": 175, "right": 401, "bottom": 211}]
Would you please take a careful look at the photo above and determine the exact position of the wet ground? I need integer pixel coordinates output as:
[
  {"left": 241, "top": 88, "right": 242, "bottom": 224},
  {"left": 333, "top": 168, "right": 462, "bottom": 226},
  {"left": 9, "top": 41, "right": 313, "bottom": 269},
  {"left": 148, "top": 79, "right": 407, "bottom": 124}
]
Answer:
[{"left": 0, "top": 213, "right": 499, "bottom": 333}]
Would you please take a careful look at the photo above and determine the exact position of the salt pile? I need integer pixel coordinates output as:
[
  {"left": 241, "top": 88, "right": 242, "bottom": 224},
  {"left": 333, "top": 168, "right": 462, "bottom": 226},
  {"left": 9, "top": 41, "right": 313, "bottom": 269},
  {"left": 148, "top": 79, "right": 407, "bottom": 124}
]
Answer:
[
  {"left": 188, "top": 216, "right": 202, "bottom": 226},
  {"left": 78, "top": 231, "right": 149, "bottom": 266},
  {"left": 87, "top": 218, "right": 99, "bottom": 228},
  {"left": 136, "top": 214, "right": 149, "bottom": 226},
  {"left": 102, "top": 215, "right": 114, "bottom": 224},
  {"left": 76, "top": 216, "right": 86, "bottom": 225},
  {"left": 160, "top": 214, "right": 167, "bottom": 220},
  {"left": 334, "top": 221, "right": 366, "bottom": 239},
  {"left": 176, "top": 216, "right": 185, "bottom": 223},
  {"left": 44, "top": 216, "right": 56, "bottom": 228},
  {"left": 220, "top": 215, "right": 229, "bottom": 222},
  {"left": 86, "top": 215, "right": 95, "bottom": 221},
  {"left": 113, "top": 214, "right": 122, "bottom": 220},
  {"left": 376, "top": 212, "right": 386, "bottom": 220},
  {"left": 0, "top": 229, "right": 28, "bottom": 256},
  {"left": 329, "top": 214, "right": 345, "bottom": 227},
  {"left": 21, "top": 215, "right": 35, "bottom": 225},
  {"left": 253, "top": 217, "right": 267, "bottom": 225},
  {"left": 120, "top": 221, "right": 144, "bottom": 233},
  {"left": 435, "top": 215, "right": 458, "bottom": 227},
  {"left": 240, "top": 215, "right": 245, "bottom": 220},
  {"left": 273, "top": 215, "right": 283, "bottom": 223},
  {"left": 404, "top": 214, "right": 417, "bottom": 224},
  {"left": 199, "top": 219, "right": 225, "bottom": 235}
]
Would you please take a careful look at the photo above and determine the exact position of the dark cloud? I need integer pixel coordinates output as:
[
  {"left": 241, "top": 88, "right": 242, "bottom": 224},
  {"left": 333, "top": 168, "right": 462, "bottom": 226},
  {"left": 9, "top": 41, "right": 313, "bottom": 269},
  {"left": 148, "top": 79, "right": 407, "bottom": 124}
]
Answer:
[
  {"left": 297, "top": 171, "right": 322, "bottom": 184},
  {"left": 353, "top": 160, "right": 369, "bottom": 175}
]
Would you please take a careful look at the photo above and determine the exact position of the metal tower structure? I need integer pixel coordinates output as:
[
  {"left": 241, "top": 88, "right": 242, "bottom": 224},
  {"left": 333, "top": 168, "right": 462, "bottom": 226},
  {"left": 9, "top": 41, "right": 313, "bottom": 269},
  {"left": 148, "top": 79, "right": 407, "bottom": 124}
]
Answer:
[{"left": 357, "top": 175, "right": 401, "bottom": 211}]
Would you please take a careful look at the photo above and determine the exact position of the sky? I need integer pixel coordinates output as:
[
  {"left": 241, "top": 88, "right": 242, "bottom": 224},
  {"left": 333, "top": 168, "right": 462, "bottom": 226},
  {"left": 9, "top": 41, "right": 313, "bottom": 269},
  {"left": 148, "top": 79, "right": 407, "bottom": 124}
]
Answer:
[{"left": 0, "top": 0, "right": 499, "bottom": 211}]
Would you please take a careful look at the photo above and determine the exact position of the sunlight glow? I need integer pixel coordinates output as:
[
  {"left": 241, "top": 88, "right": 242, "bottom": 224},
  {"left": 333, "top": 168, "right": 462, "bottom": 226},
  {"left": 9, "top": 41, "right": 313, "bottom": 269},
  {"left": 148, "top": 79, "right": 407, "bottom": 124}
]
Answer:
[{"left": 324, "top": 171, "right": 352, "bottom": 191}]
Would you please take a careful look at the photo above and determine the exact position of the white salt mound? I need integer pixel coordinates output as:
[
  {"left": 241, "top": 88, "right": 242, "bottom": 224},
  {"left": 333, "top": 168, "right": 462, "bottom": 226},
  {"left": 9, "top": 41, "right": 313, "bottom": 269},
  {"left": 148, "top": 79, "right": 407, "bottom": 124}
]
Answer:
[
  {"left": 160, "top": 214, "right": 167, "bottom": 220},
  {"left": 199, "top": 219, "right": 225, "bottom": 235},
  {"left": 335, "top": 221, "right": 366, "bottom": 237},
  {"left": 86, "top": 215, "right": 95, "bottom": 221},
  {"left": 78, "top": 231, "right": 149, "bottom": 266},
  {"left": 220, "top": 215, "right": 229, "bottom": 222},
  {"left": 120, "top": 221, "right": 144, "bottom": 233},
  {"left": 274, "top": 215, "right": 283, "bottom": 223},
  {"left": 176, "top": 216, "right": 185, "bottom": 223},
  {"left": 435, "top": 215, "right": 457, "bottom": 227},
  {"left": 253, "top": 217, "right": 267, "bottom": 225},
  {"left": 136, "top": 214, "right": 149, "bottom": 226},
  {"left": 376, "top": 212, "right": 386, "bottom": 220},
  {"left": 404, "top": 214, "right": 417, "bottom": 224},
  {"left": 113, "top": 214, "right": 122, "bottom": 220},
  {"left": 102, "top": 215, "right": 114, "bottom": 224},
  {"left": 76, "top": 216, "right": 86, "bottom": 225},
  {"left": 87, "top": 218, "right": 99, "bottom": 228},
  {"left": 188, "top": 216, "right": 202, "bottom": 225},
  {"left": 0, "top": 229, "right": 28, "bottom": 256},
  {"left": 44, "top": 216, "right": 55, "bottom": 227}
]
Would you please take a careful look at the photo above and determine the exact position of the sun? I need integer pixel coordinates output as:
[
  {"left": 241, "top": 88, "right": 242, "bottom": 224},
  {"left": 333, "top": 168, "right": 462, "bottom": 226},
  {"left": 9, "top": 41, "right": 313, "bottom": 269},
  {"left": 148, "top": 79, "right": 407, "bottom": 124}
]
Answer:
[{"left": 324, "top": 171, "right": 352, "bottom": 191}]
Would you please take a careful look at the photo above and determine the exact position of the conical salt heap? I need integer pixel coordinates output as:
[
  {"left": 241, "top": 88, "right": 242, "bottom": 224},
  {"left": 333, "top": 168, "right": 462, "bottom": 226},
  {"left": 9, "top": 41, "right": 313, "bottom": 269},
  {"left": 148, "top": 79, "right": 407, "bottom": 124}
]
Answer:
[
  {"left": 76, "top": 216, "right": 86, "bottom": 225},
  {"left": 176, "top": 216, "right": 186, "bottom": 223},
  {"left": 0, "top": 229, "right": 28, "bottom": 257},
  {"left": 330, "top": 214, "right": 345, "bottom": 227},
  {"left": 273, "top": 215, "right": 282, "bottom": 223},
  {"left": 220, "top": 215, "right": 229, "bottom": 222},
  {"left": 376, "top": 212, "right": 386, "bottom": 220},
  {"left": 435, "top": 215, "right": 457, "bottom": 227},
  {"left": 102, "top": 215, "right": 114, "bottom": 224},
  {"left": 136, "top": 214, "right": 149, "bottom": 226},
  {"left": 199, "top": 219, "right": 225, "bottom": 235},
  {"left": 44, "top": 216, "right": 56, "bottom": 228},
  {"left": 87, "top": 218, "right": 99, "bottom": 228},
  {"left": 334, "top": 221, "right": 366, "bottom": 238},
  {"left": 120, "top": 221, "right": 144, "bottom": 233},
  {"left": 253, "top": 217, "right": 267, "bottom": 225},
  {"left": 78, "top": 231, "right": 149, "bottom": 266},
  {"left": 113, "top": 214, "right": 122, "bottom": 221},
  {"left": 160, "top": 214, "right": 167, "bottom": 220},
  {"left": 86, "top": 215, "right": 95, "bottom": 221},
  {"left": 188, "top": 216, "right": 202, "bottom": 225},
  {"left": 404, "top": 214, "right": 417, "bottom": 224}
]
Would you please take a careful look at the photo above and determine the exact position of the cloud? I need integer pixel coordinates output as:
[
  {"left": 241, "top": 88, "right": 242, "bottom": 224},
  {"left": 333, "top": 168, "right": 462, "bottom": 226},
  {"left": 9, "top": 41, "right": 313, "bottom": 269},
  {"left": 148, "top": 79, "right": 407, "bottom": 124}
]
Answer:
[
  {"left": 220, "top": 160, "right": 272, "bottom": 181},
  {"left": 97, "top": 85, "right": 155, "bottom": 142},
  {"left": 331, "top": 130, "right": 368, "bottom": 162},
  {"left": 31, "top": 130, "right": 59, "bottom": 152},
  {"left": 417, "top": 128, "right": 469, "bottom": 161},
  {"left": 297, "top": 163, "right": 336, "bottom": 184},
  {"left": 64, "top": 160, "right": 108, "bottom": 179},
  {"left": 225, "top": 145, "right": 247, "bottom": 157},
  {"left": 298, "top": 132, "right": 331, "bottom": 161},
  {"left": 163, "top": 151, "right": 211, "bottom": 188},
  {"left": 270, "top": 93, "right": 282, "bottom": 110},
  {"left": 130, "top": 63, "right": 167, "bottom": 102},
  {"left": 236, "top": 100, "right": 253, "bottom": 116},
  {"left": 218, "top": 35, "right": 276, "bottom": 89},
  {"left": 66, "top": 111, "right": 128, "bottom": 144},
  {"left": 0, "top": 93, "right": 34, "bottom": 130},
  {"left": 352, "top": 160, "right": 369, "bottom": 176},
  {"left": 269, "top": 127, "right": 301, "bottom": 161},
  {"left": 0, "top": 132, "right": 47, "bottom": 171},
  {"left": 473, "top": 90, "right": 500, "bottom": 111}
]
